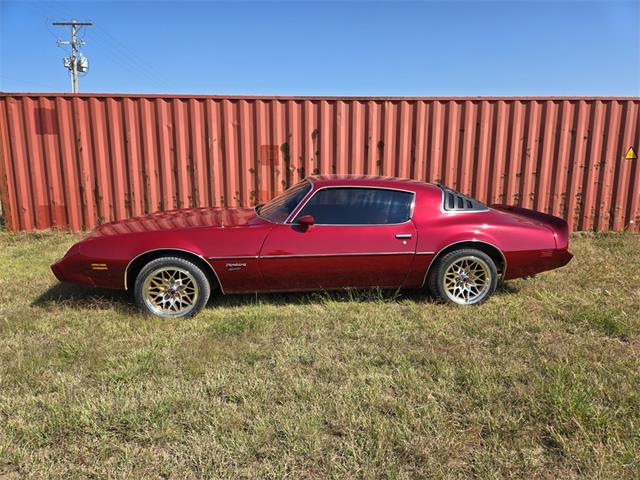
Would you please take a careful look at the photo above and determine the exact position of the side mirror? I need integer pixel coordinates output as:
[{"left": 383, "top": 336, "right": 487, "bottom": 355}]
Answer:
[{"left": 297, "top": 214, "right": 315, "bottom": 230}]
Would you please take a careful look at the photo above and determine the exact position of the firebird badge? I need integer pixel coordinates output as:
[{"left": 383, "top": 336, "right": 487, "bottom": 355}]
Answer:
[{"left": 225, "top": 263, "right": 247, "bottom": 271}]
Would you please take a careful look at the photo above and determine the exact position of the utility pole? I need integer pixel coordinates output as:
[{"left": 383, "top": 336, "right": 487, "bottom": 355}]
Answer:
[{"left": 52, "top": 20, "right": 93, "bottom": 93}]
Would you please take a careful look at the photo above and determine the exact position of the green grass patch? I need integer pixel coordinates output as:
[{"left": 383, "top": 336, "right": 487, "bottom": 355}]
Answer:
[{"left": 0, "top": 231, "right": 638, "bottom": 478}]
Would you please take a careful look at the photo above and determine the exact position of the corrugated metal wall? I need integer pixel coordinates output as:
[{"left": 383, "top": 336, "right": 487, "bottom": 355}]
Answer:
[{"left": 0, "top": 93, "right": 638, "bottom": 232}]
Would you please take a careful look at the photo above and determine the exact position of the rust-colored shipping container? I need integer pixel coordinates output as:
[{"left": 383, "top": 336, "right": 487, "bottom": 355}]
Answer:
[{"left": 0, "top": 93, "right": 638, "bottom": 232}]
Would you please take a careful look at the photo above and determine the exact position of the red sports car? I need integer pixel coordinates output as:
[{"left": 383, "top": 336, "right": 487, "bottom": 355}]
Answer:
[{"left": 51, "top": 176, "right": 573, "bottom": 317}]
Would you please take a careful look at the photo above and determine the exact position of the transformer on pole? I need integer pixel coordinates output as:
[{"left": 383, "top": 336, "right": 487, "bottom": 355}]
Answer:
[{"left": 52, "top": 20, "right": 93, "bottom": 93}]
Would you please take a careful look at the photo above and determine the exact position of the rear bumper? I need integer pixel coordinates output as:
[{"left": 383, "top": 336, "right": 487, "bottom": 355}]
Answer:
[
  {"left": 554, "top": 249, "right": 573, "bottom": 268},
  {"left": 504, "top": 248, "right": 573, "bottom": 280}
]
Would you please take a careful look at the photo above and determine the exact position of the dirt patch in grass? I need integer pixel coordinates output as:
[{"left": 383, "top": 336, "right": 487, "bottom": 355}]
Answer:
[{"left": 0, "top": 231, "right": 638, "bottom": 478}]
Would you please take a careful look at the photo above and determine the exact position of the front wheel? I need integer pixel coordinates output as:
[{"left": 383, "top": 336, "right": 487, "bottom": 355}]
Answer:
[
  {"left": 428, "top": 249, "right": 498, "bottom": 305},
  {"left": 134, "top": 257, "right": 211, "bottom": 318}
]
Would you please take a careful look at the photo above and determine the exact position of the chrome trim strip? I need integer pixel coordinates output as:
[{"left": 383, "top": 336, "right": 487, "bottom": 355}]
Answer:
[
  {"left": 286, "top": 184, "right": 417, "bottom": 226},
  {"left": 442, "top": 209, "right": 490, "bottom": 215},
  {"left": 416, "top": 251, "right": 435, "bottom": 255},
  {"left": 260, "top": 251, "right": 414, "bottom": 259},
  {"left": 207, "top": 255, "right": 259, "bottom": 260},
  {"left": 124, "top": 248, "right": 225, "bottom": 294},
  {"left": 420, "top": 240, "right": 507, "bottom": 288}
]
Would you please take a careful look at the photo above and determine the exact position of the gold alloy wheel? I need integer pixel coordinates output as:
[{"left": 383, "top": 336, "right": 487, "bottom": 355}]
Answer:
[
  {"left": 142, "top": 266, "right": 200, "bottom": 317},
  {"left": 442, "top": 255, "right": 492, "bottom": 304}
]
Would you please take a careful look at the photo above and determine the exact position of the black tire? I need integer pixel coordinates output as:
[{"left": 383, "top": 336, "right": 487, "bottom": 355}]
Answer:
[
  {"left": 427, "top": 248, "right": 498, "bottom": 305},
  {"left": 134, "top": 256, "right": 211, "bottom": 318}
]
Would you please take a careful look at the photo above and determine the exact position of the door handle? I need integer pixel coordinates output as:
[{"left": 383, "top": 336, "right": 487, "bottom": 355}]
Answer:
[{"left": 395, "top": 233, "right": 412, "bottom": 239}]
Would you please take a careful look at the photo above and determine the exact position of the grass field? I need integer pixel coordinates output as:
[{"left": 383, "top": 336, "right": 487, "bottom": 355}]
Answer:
[{"left": 0, "top": 231, "right": 638, "bottom": 479}]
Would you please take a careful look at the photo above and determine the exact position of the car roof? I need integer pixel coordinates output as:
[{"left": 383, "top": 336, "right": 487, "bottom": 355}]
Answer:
[{"left": 306, "top": 174, "right": 440, "bottom": 193}]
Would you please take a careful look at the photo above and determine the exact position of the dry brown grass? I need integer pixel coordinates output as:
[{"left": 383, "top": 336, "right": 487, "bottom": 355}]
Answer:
[{"left": 0, "top": 231, "right": 638, "bottom": 479}]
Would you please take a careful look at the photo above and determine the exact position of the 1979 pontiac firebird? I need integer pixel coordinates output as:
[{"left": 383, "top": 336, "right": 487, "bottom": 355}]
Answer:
[{"left": 52, "top": 176, "right": 573, "bottom": 317}]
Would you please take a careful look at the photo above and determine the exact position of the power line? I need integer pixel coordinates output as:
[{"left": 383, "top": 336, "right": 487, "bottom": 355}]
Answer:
[
  {"left": 82, "top": 28, "right": 174, "bottom": 92},
  {"left": 91, "top": 23, "right": 174, "bottom": 90},
  {"left": 0, "top": 75, "right": 55, "bottom": 90}
]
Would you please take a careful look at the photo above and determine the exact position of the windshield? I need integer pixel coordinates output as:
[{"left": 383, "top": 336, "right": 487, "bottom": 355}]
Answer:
[{"left": 256, "top": 181, "right": 312, "bottom": 223}]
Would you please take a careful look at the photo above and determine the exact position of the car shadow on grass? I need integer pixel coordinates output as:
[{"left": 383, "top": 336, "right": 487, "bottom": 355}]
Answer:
[
  {"left": 213, "top": 288, "right": 425, "bottom": 308},
  {"left": 494, "top": 281, "right": 520, "bottom": 296},
  {"left": 33, "top": 283, "right": 430, "bottom": 312},
  {"left": 32, "top": 282, "right": 137, "bottom": 314},
  {"left": 31, "top": 282, "right": 520, "bottom": 314}
]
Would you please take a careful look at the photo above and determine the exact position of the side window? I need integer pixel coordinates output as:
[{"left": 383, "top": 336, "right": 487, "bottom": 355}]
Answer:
[{"left": 296, "top": 188, "right": 413, "bottom": 225}]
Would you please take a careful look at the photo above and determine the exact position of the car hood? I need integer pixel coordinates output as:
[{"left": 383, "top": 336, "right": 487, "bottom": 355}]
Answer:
[{"left": 91, "top": 207, "right": 261, "bottom": 237}]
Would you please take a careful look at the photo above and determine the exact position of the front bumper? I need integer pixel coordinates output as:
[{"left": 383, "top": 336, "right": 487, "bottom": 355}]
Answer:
[
  {"left": 51, "top": 256, "right": 98, "bottom": 287},
  {"left": 50, "top": 261, "right": 66, "bottom": 282}
]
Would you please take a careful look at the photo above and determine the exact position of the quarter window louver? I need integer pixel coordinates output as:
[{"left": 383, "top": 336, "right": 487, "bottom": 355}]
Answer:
[{"left": 439, "top": 185, "right": 488, "bottom": 212}]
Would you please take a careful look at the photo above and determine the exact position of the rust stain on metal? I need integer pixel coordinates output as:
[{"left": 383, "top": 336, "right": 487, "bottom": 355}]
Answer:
[
  {"left": 0, "top": 93, "right": 638, "bottom": 232},
  {"left": 260, "top": 144, "right": 278, "bottom": 166}
]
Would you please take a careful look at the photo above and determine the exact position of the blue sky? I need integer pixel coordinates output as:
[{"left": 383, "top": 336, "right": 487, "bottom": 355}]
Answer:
[{"left": 1, "top": 0, "right": 638, "bottom": 96}]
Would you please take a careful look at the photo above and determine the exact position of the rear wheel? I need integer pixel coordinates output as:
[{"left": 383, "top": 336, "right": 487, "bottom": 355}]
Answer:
[
  {"left": 428, "top": 249, "right": 497, "bottom": 305},
  {"left": 134, "top": 257, "right": 210, "bottom": 318}
]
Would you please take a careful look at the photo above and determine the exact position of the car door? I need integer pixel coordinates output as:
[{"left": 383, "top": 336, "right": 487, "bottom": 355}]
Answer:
[{"left": 259, "top": 186, "right": 417, "bottom": 291}]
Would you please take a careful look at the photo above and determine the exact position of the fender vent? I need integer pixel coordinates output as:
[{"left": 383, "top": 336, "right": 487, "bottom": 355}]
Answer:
[{"left": 439, "top": 185, "right": 488, "bottom": 212}]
